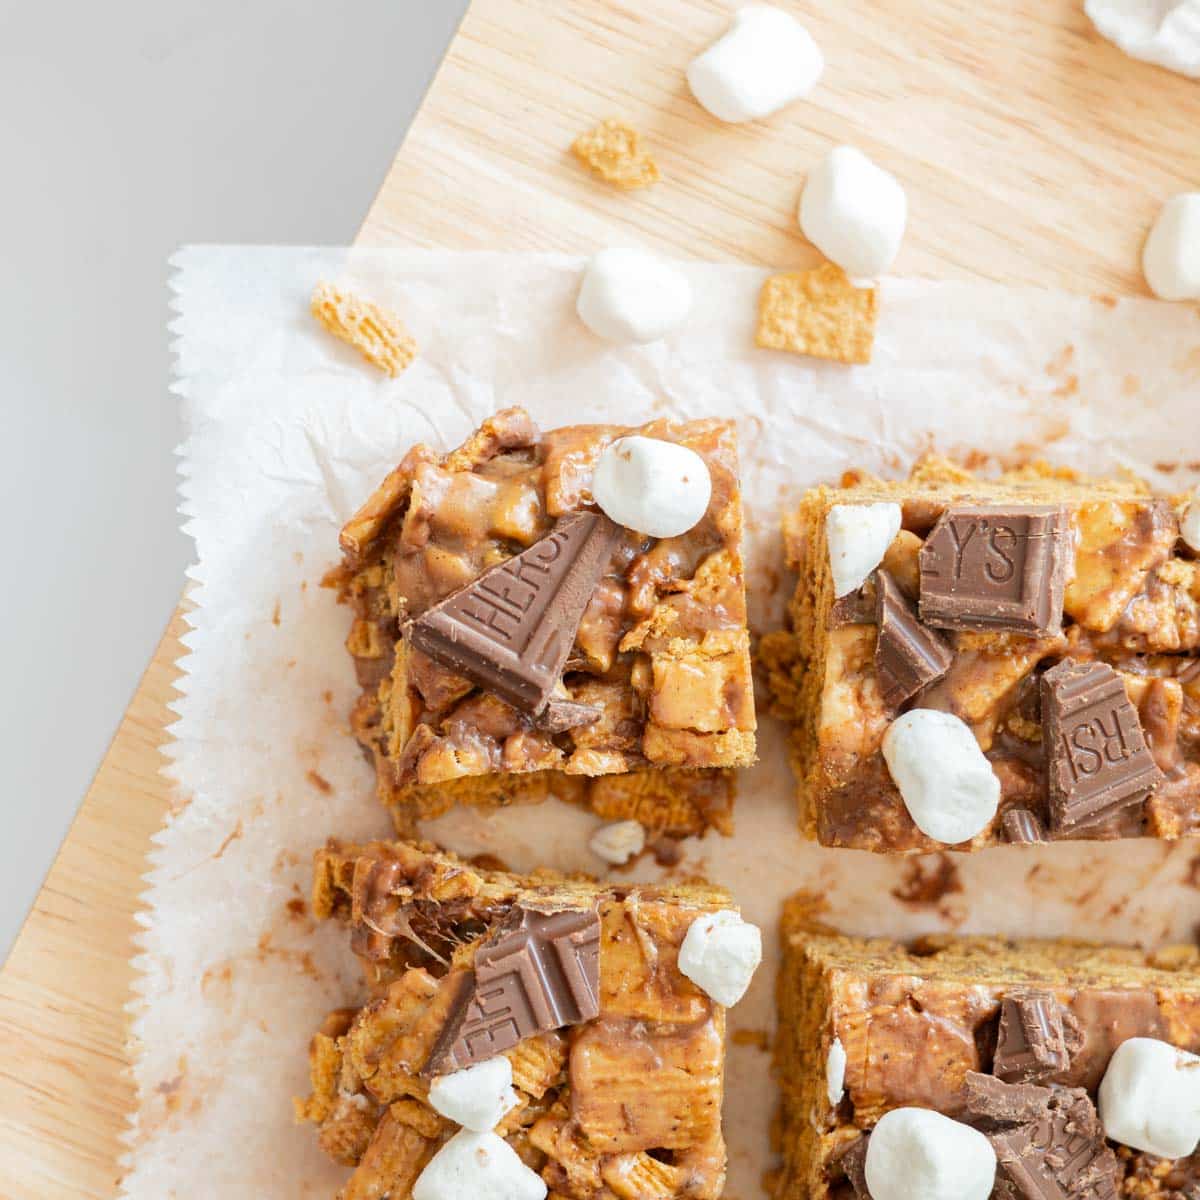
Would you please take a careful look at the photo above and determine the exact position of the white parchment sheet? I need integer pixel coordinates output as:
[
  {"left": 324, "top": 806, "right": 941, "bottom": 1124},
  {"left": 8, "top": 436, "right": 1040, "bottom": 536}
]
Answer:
[{"left": 122, "top": 245, "right": 1200, "bottom": 1198}]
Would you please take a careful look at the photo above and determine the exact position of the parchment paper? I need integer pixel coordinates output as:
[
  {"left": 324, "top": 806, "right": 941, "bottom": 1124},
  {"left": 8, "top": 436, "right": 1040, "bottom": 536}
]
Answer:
[{"left": 121, "top": 245, "right": 1200, "bottom": 1198}]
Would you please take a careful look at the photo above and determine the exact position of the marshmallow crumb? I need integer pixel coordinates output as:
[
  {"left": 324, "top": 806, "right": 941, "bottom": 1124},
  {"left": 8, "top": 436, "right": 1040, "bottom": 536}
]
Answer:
[
  {"left": 412, "top": 1129, "right": 547, "bottom": 1200},
  {"left": 826, "top": 502, "right": 902, "bottom": 598},
  {"left": 428, "top": 1057, "right": 518, "bottom": 1133},
  {"left": 882, "top": 709, "right": 1000, "bottom": 844},
  {"left": 588, "top": 820, "right": 646, "bottom": 865},
  {"left": 678, "top": 910, "right": 762, "bottom": 1008},
  {"left": 592, "top": 435, "right": 712, "bottom": 539},
  {"left": 825, "top": 1037, "right": 847, "bottom": 1107},
  {"left": 687, "top": 6, "right": 823, "bottom": 123}
]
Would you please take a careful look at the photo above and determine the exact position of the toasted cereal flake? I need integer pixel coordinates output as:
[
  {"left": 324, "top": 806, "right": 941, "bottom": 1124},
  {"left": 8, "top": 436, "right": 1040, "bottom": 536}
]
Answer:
[
  {"left": 755, "top": 263, "right": 878, "bottom": 365},
  {"left": 571, "top": 119, "right": 660, "bottom": 190},
  {"left": 311, "top": 281, "right": 416, "bottom": 377}
]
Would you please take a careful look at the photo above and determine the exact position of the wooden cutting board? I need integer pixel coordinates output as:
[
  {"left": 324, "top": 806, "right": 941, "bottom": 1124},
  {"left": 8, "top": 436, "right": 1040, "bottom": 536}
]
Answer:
[{"left": 3, "top": 2, "right": 1197, "bottom": 1195}]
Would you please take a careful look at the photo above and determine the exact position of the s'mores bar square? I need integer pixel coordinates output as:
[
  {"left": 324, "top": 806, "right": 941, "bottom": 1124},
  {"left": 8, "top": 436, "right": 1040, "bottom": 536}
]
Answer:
[
  {"left": 297, "top": 839, "right": 761, "bottom": 1200},
  {"left": 761, "top": 456, "right": 1200, "bottom": 852},
  {"left": 776, "top": 900, "right": 1200, "bottom": 1200},
  {"left": 328, "top": 408, "right": 756, "bottom": 839}
]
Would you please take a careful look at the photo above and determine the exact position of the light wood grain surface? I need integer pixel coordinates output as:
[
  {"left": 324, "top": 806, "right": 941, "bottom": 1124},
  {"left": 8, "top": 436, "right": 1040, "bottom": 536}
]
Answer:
[{"left": 3, "top": 1, "right": 1198, "bottom": 1196}]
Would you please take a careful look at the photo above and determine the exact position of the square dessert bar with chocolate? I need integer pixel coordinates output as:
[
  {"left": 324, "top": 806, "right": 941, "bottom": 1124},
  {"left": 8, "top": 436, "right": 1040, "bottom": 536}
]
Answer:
[
  {"left": 297, "top": 839, "right": 757, "bottom": 1200},
  {"left": 776, "top": 900, "right": 1200, "bottom": 1200},
  {"left": 762, "top": 456, "right": 1200, "bottom": 852},
  {"left": 328, "top": 407, "right": 756, "bottom": 839}
]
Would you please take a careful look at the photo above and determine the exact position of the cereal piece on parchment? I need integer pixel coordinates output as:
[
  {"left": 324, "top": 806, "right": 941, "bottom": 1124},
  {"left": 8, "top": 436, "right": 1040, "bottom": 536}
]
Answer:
[
  {"left": 755, "top": 263, "right": 878, "bottom": 365},
  {"left": 310, "top": 281, "right": 416, "bottom": 377},
  {"left": 571, "top": 118, "right": 660, "bottom": 190}
]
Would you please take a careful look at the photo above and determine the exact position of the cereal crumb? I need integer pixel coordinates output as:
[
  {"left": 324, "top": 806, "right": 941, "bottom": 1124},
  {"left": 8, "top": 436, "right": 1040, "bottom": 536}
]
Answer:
[
  {"left": 571, "top": 118, "right": 660, "bottom": 190},
  {"left": 755, "top": 262, "right": 879, "bottom": 364},
  {"left": 310, "top": 281, "right": 416, "bottom": 376}
]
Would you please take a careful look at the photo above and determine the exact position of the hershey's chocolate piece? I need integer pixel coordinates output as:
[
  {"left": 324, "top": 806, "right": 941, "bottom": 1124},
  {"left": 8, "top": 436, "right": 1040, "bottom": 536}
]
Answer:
[
  {"left": 423, "top": 904, "right": 600, "bottom": 1075},
  {"left": 964, "top": 1071, "right": 1055, "bottom": 1126},
  {"left": 536, "top": 698, "right": 603, "bottom": 734},
  {"left": 837, "top": 1135, "right": 871, "bottom": 1199},
  {"left": 918, "top": 505, "right": 1070, "bottom": 636},
  {"left": 407, "top": 511, "right": 620, "bottom": 716},
  {"left": 829, "top": 577, "right": 877, "bottom": 628},
  {"left": 1002, "top": 809, "right": 1047, "bottom": 845},
  {"left": 964, "top": 1074, "right": 1119, "bottom": 1200},
  {"left": 993, "top": 991, "right": 1080, "bottom": 1084},
  {"left": 1042, "top": 659, "right": 1163, "bottom": 835},
  {"left": 873, "top": 569, "right": 953, "bottom": 707}
]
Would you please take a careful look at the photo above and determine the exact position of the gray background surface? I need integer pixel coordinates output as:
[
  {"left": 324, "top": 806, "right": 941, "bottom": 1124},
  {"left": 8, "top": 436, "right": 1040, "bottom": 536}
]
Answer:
[{"left": 0, "top": 0, "right": 469, "bottom": 958}]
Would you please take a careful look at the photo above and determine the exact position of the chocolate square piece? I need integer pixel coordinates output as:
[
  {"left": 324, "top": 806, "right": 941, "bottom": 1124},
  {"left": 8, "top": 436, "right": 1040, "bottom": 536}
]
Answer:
[
  {"left": 424, "top": 904, "right": 601, "bottom": 1074},
  {"left": 873, "top": 569, "right": 953, "bottom": 707},
  {"left": 919, "top": 504, "right": 1070, "bottom": 636},
  {"left": 1001, "top": 809, "right": 1047, "bottom": 845},
  {"left": 1042, "top": 659, "right": 1162, "bottom": 835},
  {"left": 408, "top": 512, "right": 620, "bottom": 718},
  {"left": 992, "top": 991, "right": 1080, "bottom": 1084},
  {"left": 965, "top": 1077, "right": 1118, "bottom": 1200}
]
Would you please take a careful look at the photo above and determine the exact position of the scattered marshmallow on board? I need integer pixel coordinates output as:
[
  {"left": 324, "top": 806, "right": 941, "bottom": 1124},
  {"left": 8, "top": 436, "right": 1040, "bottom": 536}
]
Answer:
[
  {"left": 1144, "top": 193, "right": 1200, "bottom": 301},
  {"left": 1085, "top": 0, "right": 1200, "bottom": 78},
  {"left": 800, "top": 146, "right": 908, "bottom": 280},
  {"left": 687, "top": 5, "right": 824, "bottom": 122}
]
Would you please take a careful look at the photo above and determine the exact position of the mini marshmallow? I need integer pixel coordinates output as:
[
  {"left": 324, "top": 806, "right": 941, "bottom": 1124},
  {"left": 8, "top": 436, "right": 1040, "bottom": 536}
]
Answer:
[
  {"left": 800, "top": 146, "right": 908, "bottom": 280},
  {"left": 428, "top": 1057, "right": 518, "bottom": 1132},
  {"left": 592, "top": 435, "right": 712, "bottom": 539},
  {"left": 1181, "top": 497, "right": 1200, "bottom": 552},
  {"left": 588, "top": 819, "right": 646, "bottom": 865},
  {"left": 1144, "top": 194, "right": 1200, "bottom": 301},
  {"left": 826, "top": 1037, "right": 847, "bottom": 1108},
  {"left": 1098, "top": 1037, "right": 1200, "bottom": 1159},
  {"left": 678, "top": 909, "right": 762, "bottom": 1008},
  {"left": 686, "top": 5, "right": 824, "bottom": 123},
  {"left": 1086, "top": 0, "right": 1200, "bottom": 79},
  {"left": 882, "top": 709, "right": 1000, "bottom": 844},
  {"left": 576, "top": 247, "right": 692, "bottom": 344},
  {"left": 865, "top": 1108, "right": 996, "bottom": 1200},
  {"left": 826, "top": 502, "right": 902, "bottom": 598},
  {"left": 412, "top": 1129, "right": 547, "bottom": 1200}
]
